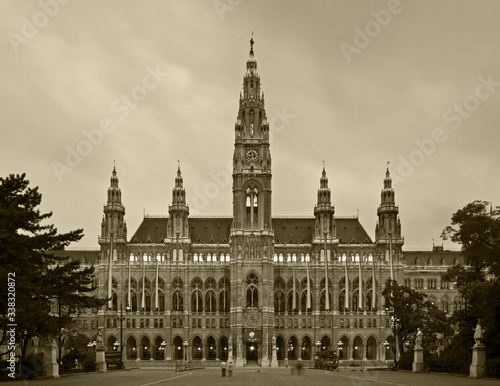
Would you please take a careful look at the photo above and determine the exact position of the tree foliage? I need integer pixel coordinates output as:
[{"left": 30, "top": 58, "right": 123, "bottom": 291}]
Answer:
[
  {"left": 0, "top": 173, "right": 103, "bottom": 361},
  {"left": 441, "top": 200, "right": 500, "bottom": 362},
  {"left": 442, "top": 200, "right": 500, "bottom": 275},
  {"left": 383, "top": 279, "right": 452, "bottom": 354}
]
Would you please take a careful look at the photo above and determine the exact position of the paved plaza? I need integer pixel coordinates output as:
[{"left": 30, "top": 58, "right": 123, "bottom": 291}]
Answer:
[{"left": 3, "top": 367, "right": 498, "bottom": 386}]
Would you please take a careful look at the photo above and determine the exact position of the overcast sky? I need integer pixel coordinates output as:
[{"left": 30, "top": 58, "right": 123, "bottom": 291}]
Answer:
[{"left": 1, "top": 0, "right": 499, "bottom": 250}]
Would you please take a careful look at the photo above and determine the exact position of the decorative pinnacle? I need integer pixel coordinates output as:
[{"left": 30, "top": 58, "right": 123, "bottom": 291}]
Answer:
[{"left": 250, "top": 33, "right": 254, "bottom": 57}]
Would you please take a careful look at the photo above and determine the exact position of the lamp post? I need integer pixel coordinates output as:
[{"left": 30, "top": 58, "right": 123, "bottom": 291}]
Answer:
[
  {"left": 315, "top": 340, "right": 321, "bottom": 368},
  {"left": 183, "top": 340, "right": 188, "bottom": 370},
  {"left": 117, "top": 301, "right": 126, "bottom": 368},
  {"left": 160, "top": 340, "right": 167, "bottom": 360},
  {"left": 387, "top": 307, "right": 399, "bottom": 371},
  {"left": 383, "top": 340, "right": 389, "bottom": 361},
  {"left": 338, "top": 340, "right": 344, "bottom": 369}
]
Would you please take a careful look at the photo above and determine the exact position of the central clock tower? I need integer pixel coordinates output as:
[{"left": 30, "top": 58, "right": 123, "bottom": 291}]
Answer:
[
  {"left": 230, "top": 38, "right": 275, "bottom": 367},
  {"left": 232, "top": 38, "right": 272, "bottom": 231}
]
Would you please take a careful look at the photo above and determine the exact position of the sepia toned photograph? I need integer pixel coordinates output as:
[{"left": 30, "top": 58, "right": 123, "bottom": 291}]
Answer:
[{"left": 0, "top": 0, "right": 499, "bottom": 384}]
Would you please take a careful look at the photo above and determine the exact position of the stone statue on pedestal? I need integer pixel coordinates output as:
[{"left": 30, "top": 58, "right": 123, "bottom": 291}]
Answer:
[
  {"left": 473, "top": 321, "right": 484, "bottom": 347},
  {"left": 96, "top": 327, "right": 104, "bottom": 349},
  {"left": 415, "top": 328, "right": 423, "bottom": 347}
]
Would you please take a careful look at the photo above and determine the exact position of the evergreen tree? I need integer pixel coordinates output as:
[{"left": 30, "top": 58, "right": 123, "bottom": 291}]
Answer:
[{"left": 0, "top": 173, "right": 103, "bottom": 361}]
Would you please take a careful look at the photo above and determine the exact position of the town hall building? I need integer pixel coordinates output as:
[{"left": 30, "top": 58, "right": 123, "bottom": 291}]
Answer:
[{"left": 69, "top": 39, "right": 462, "bottom": 367}]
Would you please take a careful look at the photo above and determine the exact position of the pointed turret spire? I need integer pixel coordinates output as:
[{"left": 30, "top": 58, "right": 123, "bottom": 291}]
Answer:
[
  {"left": 172, "top": 162, "right": 186, "bottom": 204},
  {"left": 384, "top": 161, "right": 393, "bottom": 190},
  {"left": 169, "top": 163, "right": 189, "bottom": 238},
  {"left": 100, "top": 165, "right": 126, "bottom": 240},
  {"left": 317, "top": 164, "right": 331, "bottom": 204},
  {"left": 320, "top": 162, "right": 328, "bottom": 189},
  {"left": 381, "top": 163, "right": 395, "bottom": 205},
  {"left": 314, "top": 165, "right": 335, "bottom": 238},
  {"left": 376, "top": 164, "right": 401, "bottom": 240},
  {"left": 107, "top": 165, "right": 121, "bottom": 203}
]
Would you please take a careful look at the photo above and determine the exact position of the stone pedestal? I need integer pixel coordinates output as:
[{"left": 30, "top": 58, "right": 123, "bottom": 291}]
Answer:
[
  {"left": 261, "top": 356, "right": 270, "bottom": 367},
  {"left": 412, "top": 346, "right": 424, "bottom": 373},
  {"left": 470, "top": 344, "right": 485, "bottom": 378},
  {"left": 43, "top": 340, "right": 60, "bottom": 378},
  {"left": 235, "top": 340, "right": 243, "bottom": 366},
  {"left": 271, "top": 345, "right": 278, "bottom": 367},
  {"left": 96, "top": 347, "right": 107, "bottom": 372},
  {"left": 227, "top": 346, "right": 234, "bottom": 367}
]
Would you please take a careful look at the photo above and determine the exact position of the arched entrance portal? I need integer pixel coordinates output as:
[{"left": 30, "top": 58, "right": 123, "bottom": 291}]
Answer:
[{"left": 246, "top": 342, "right": 258, "bottom": 363}]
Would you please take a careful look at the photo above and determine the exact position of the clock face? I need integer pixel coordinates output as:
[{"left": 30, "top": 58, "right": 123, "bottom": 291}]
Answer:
[{"left": 246, "top": 150, "right": 258, "bottom": 162}]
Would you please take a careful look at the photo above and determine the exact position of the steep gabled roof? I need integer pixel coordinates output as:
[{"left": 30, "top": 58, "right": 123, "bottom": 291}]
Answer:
[
  {"left": 129, "top": 216, "right": 169, "bottom": 243},
  {"left": 129, "top": 215, "right": 373, "bottom": 245}
]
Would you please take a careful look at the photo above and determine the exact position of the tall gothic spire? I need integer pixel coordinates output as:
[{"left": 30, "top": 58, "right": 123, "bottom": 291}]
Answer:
[{"left": 234, "top": 36, "right": 269, "bottom": 143}]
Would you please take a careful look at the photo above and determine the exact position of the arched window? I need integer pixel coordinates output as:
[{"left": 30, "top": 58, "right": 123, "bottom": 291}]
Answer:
[
  {"left": 274, "top": 277, "right": 286, "bottom": 313},
  {"left": 191, "top": 277, "right": 203, "bottom": 312},
  {"left": 246, "top": 273, "right": 259, "bottom": 308},
  {"left": 205, "top": 290, "right": 216, "bottom": 313},
  {"left": 246, "top": 191, "right": 251, "bottom": 208}
]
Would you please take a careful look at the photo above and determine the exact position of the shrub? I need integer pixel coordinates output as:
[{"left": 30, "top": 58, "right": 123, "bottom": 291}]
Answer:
[{"left": 485, "top": 358, "right": 500, "bottom": 378}]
